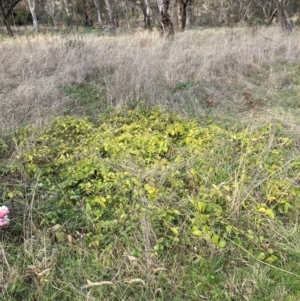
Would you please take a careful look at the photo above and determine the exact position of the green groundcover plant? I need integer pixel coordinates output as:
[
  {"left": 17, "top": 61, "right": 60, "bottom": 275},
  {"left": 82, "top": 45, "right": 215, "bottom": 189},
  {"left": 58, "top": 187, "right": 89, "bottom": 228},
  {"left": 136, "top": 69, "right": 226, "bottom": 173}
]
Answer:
[{"left": 2, "top": 109, "right": 300, "bottom": 262}]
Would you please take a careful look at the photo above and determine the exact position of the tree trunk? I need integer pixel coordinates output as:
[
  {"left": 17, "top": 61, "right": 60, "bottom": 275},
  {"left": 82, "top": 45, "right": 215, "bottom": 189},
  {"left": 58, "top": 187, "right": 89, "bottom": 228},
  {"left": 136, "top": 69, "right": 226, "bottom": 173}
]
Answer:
[
  {"left": 277, "top": 0, "right": 292, "bottom": 32},
  {"left": 145, "top": 4, "right": 151, "bottom": 29},
  {"left": 185, "top": 0, "right": 192, "bottom": 29},
  {"left": 157, "top": 0, "right": 174, "bottom": 37},
  {"left": 268, "top": 8, "right": 277, "bottom": 24},
  {"left": 141, "top": 0, "right": 151, "bottom": 30},
  {"left": 2, "top": 16, "right": 13, "bottom": 36},
  {"left": 177, "top": 0, "right": 187, "bottom": 32},
  {"left": 63, "top": 0, "right": 70, "bottom": 16},
  {"left": 27, "top": 0, "right": 39, "bottom": 32},
  {"left": 46, "top": 0, "right": 57, "bottom": 28},
  {"left": 104, "top": 0, "right": 115, "bottom": 27},
  {"left": 145, "top": 0, "right": 151, "bottom": 29},
  {"left": 124, "top": 0, "right": 130, "bottom": 29},
  {"left": 93, "top": 0, "right": 103, "bottom": 27},
  {"left": 113, "top": 0, "right": 118, "bottom": 28}
]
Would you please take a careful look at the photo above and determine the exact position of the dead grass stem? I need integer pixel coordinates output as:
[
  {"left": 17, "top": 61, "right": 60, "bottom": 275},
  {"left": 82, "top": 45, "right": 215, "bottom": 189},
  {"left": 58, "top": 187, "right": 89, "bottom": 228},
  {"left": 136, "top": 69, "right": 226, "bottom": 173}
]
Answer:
[{"left": 1, "top": 27, "right": 300, "bottom": 135}]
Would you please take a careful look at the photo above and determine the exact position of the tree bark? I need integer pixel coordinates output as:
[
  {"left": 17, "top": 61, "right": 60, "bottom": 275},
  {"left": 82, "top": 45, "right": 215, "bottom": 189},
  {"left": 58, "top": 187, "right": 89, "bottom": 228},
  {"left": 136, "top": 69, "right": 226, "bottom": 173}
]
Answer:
[
  {"left": 124, "top": 0, "right": 130, "bottom": 29},
  {"left": 45, "top": 0, "right": 57, "bottom": 28},
  {"left": 93, "top": 0, "right": 103, "bottom": 27},
  {"left": 276, "top": 0, "right": 292, "bottom": 32},
  {"left": 145, "top": 0, "right": 151, "bottom": 29},
  {"left": 177, "top": 0, "right": 193, "bottom": 31},
  {"left": 157, "top": 0, "right": 174, "bottom": 38},
  {"left": 2, "top": 16, "right": 13, "bottom": 36},
  {"left": 185, "top": 0, "right": 192, "bottom": 28},
  {"left": 63, "top": 0, "right": 70, "bottom": 17},
  {"left": 113, "top": 0, "right": 118, "bottom": 28},
  {"left": 140, "top": 0, "right": 151, "bottom": 30},
  {"left": 268, "top": 8, "right": 277, "bottom": 24},
  {"left": 177, "top": 0, "right": 187, "bottom": 32},
  {"left": 27, "top": 0, "right": 39, "bottom": 32},
  {"left": 104, "top": 0, "right": 115, "bottom": 27}
]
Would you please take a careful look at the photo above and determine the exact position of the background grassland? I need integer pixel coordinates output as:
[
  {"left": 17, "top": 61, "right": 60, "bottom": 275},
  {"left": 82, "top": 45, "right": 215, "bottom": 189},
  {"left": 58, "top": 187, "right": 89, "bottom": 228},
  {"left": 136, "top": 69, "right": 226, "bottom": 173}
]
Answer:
[
  {"left": 1, "top": 27, "right": 300, "bottom": 301},
  {"left": 1, "top": 27, "right": 300, "bottom": 132}
]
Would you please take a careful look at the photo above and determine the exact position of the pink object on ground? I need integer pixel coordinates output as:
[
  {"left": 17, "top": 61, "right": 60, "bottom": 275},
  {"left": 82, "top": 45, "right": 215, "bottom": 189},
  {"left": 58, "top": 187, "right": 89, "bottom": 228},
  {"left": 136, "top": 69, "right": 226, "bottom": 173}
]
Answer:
[{"left": 0, "top": 206, "right": 9, "bottom": 227}]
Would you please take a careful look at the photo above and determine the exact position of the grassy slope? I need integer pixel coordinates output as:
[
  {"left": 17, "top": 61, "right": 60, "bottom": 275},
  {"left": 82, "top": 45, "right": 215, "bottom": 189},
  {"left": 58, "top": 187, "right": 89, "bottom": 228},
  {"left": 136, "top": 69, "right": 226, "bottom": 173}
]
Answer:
[{"left": 1, "top": 27, "right": 300, "bottom": 300}]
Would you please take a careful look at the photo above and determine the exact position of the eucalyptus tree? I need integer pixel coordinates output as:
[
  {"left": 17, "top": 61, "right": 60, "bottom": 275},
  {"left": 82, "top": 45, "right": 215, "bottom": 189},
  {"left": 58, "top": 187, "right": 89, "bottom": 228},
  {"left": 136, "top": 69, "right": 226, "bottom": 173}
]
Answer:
[
  {"left": 140, "top": 0, "right": 151, "bottom": 29},
  {"left": 104, "top": 0, "right": 116, "bottom": 27},
  {"left": 44, "top": 0, "right": 58, "bottom": 27},
  {"left": 177, "top": 0, "right": 192, "bottom": 31},
  {"left": 76, "top": 0, "right": 94, "bottom": 26},
  {"left": 27, "top": 0, "right": 38, "bottom": 32},
  {"left": 0, "top": 0, "right": 23, "bottom": 36},
  {"left": 157, "top": 0, "right": 173, "bottom": 37},
  {"left": 276, "top": 0, "right": 292, "bottom": 31},
  {"left": 62, "top": 0, "right": 70, "bottom": 17},
  {"left": 93, "top": 0, "right": 103, "bottom": 27}
]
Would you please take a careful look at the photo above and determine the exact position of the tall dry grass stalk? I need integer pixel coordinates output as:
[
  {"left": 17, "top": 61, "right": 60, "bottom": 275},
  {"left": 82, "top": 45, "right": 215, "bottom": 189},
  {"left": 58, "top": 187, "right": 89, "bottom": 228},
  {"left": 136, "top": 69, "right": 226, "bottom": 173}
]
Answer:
[{"left": 1, "top": 27, "right": 300, "bottom": 134}]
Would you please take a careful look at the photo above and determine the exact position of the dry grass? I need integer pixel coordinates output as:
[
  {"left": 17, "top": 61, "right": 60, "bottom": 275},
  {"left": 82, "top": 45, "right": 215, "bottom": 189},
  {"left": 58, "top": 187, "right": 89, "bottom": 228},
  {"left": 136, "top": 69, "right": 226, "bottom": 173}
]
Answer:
[{"left": 1, "top": 27, "right": 300, "bottom": 135}]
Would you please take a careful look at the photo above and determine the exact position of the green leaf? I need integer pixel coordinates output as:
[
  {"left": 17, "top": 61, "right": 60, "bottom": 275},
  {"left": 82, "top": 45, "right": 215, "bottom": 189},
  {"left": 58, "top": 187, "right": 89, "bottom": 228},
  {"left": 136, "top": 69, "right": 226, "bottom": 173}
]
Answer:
[
  {"left": 211, "top": 234, "right": 219, "bottom": 244},
  {"left": 257, "top": 253, "right": 266, "bottom": 261},
  {"left": 192, "top": 228, "right": 203, "bottom": 237},
  {"left": 86, "top": 203, "right": 92, "bottom": 214},
  {"left": 265, "top": 208, "right": 275, "bottom": 219},
  {"left": 170, "top": 227, "right": 179, "bottom": 235},
  {"left": 218, "top": 239, "right": 227, "bottom": 248},
  {"left": 266, "top": 255, "right": 278, "bottom": 264},
  {"left": 7, "top": 191, "right": 14, "bottom": 198},
  {"left": 225, "top": 225, "right": 232, "bottom": 233}
]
